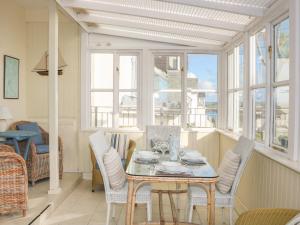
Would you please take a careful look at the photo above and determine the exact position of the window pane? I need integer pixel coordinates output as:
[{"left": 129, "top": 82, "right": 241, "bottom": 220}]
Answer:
[
  {"left": 238, "top": 44, "right": 244, "bottom": 88},
  {"left": 251, "top": 29, "right": 267, "bottom": 85},
  {"left": 274, "top": 18, "right": 289, "bottom": 82},
  {"left": 91, "top": 53, "right": 113, "bottom": 89},
  {"left": 228, "top": 92, "right": 234, "bottom": 130},
  {"left": 91, "top": 92, "right": 113, "bottom": 128},
  {"left": 273, "top": 86, "right": 289, "bottom": 149},
  {"left": 187, "top": 54, "right": 218, "bottom": 128},
  {"left": 154, "top": 55, "right": 182, "bottom": 125},
  {"left": 253, "top": 88, "right": 266, "bottom": 142},
  {"left": 119, "top": 92, "right": 137, "bottom": 127},
  {"left": 119, "top": 55, "right": 137, "bottom": 89},
  {"left": 153, "top": 91, "right": 181, "bottom": 126},
  {"left": 227, "top": 91, "right": 243, "bottom": 133},
  {"left": 227, "top": 52, "right": 234, "bottom": 89}
]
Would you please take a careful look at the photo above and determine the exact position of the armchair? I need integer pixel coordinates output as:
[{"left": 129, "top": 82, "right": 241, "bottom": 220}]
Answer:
[
  {"left": 0, "top": 145, "right": 28, "bottom": 216},
  {"left": 9, "top": 121, "right": 63, "bottom": 185}
]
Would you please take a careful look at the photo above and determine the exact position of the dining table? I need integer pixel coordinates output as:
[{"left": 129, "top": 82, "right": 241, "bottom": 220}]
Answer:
[{"left": 125, "top": 150, "right": 218, "bottom": 225}]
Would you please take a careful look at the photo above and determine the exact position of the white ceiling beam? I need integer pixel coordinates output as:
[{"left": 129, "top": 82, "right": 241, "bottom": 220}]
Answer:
[
  {"left": 160, "top": 0, "right": 265, "bottom": 17},
  {"left": 77, "top": 13, "right": 232, "bottom": 42},
  {"left": 88, "top": 25, "right": 223, "bottom": 50},
  {"left": 60, "top": 0, "right": 246, "bottom": 31},
  {"left": 56, "top": 0, "right": 89, "bottom": 32}
]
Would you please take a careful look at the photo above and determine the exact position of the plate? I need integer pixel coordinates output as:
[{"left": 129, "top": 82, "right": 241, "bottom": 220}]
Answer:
[{"left": 136, "top": 151, "right": 160, "bottom": 160}]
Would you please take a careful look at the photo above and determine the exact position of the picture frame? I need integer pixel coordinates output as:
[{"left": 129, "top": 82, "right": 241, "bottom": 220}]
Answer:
[{"left": 3, "top": 55, "right": 19, "bottom": 99}]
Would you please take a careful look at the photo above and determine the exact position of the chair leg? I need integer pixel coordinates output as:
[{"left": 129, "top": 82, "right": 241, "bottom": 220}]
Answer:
[
  {"left": 147, "top": 201, "right": 152, "bottom": 222},
  {"left": 112, "top": 204, "right": 116, "bottom": 218},
  {"left": 229, "top": 207, "right": 233, "bottom": 225},
  {"left": 221, "top": 207, "right": 225, "bottom": 224},
  {"left": 187, "top": 201, "right": 194, "bottom": 223},
  {"left": 106, "top": 203, "right": 111, "bottom": 225}
]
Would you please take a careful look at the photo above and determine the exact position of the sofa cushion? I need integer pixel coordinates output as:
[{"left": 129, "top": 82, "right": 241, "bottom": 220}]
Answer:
[
  {"left": 217, "top": 150, "right": 241, "bottom": 194},
  {"left": 103, "top": 147, "right": 126, "bottom": 190},
  {"left": 36, "top": 145, "right": 49, "bottom": 154},
  {"left": 17, "top": 122, "right": 43, "bottom": 145}
]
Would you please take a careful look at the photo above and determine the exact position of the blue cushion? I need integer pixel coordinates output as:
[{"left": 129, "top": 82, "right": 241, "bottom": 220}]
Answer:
[
  {"left": 36, "top": 145, "right": 49, "bottom": 154},
  {"left": 17, "top": 122, "right": 43, "bottom": 145}
]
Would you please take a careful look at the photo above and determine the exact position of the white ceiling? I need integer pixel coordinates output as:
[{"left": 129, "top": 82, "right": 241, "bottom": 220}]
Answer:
[{"left": 57, "top": 0, "right": 278, "bottom": 48}]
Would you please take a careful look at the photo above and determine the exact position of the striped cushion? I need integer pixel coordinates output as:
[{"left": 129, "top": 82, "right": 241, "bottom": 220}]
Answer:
[
  {"left": 217, "top": 150, "right": 241, "bottom": 194},
  {"left": 103, "top": 147, "right": 126, "bottom": 190}
]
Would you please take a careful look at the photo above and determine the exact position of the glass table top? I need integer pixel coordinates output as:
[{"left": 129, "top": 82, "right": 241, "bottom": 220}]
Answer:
[{"left": 126, "top": 151, "right": 218, "bottom": 178}]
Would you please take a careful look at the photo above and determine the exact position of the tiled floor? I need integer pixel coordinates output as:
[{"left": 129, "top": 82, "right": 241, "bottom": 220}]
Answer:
[
  {"left": 45, "top": 181, "right": 233, "bottom": 225},
  {"left": 0, "top": 173, "right": 81, "bottom": 225}
]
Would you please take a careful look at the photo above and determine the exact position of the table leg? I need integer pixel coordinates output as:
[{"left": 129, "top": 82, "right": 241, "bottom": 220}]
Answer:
[
  {"left": 23, "top": 137, "right": 32, "bottom": 160},
  {"left": 126, "top": 179, "right": 135, "bottom": 225},
  {"left": 12, "top": 138, "right": 21, "bottom": 155},
  {"left": 207, "top": 183, "right": 216, "bottom": 225}
]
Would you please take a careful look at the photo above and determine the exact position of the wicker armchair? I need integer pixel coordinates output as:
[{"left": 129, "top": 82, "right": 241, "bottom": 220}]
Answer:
[
  {"left": 0, "top": 145, "right": 28, "bottom": 216},
  {"left": 236, "top": 208, "right": 300, "bottom": 225},
  {"left": 90, "top": 139, "right": 136, "bottom": 192},
  {"left": 9, "top": 121, "right": 63, "bottom": 185}
]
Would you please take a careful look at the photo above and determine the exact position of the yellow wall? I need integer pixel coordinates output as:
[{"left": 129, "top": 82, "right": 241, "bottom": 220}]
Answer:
[
  {"left": 0, "top": 1, "right": 27, "bottom": 120},
  {"left": 220, "top": 133, "right": 300, "bottom": 215}
]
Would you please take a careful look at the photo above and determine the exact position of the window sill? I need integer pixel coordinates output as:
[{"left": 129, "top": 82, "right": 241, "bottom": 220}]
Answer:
[{"left": 217, "top": 129, "right": 300, "bottom": 174}]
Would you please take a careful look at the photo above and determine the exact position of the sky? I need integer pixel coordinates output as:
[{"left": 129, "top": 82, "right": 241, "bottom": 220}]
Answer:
[{"left": 187, "top": 54, "right": 218, "bottom": 103}]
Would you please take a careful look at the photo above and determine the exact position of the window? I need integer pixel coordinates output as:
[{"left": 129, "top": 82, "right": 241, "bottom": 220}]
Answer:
[
  {"left": 272, "top": 18, "right": 289, "bottom": 151},
  {"left": 90, "top": 52, "right": 139, "bottom": 128},
  {"left": 153, "top": 55, "right": 182, "bottom": 126},
  {"left": 227, "top": 44, "right": 244, "bottom": 133},
  {"left": 250, "top": 29, "right": 267, "bottom": 142},
  {"left": 187, "top": 54, "right": 218, "bottom": 128}
]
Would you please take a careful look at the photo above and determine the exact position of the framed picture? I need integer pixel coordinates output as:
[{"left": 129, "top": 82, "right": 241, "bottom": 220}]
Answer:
[{"left": 3, "top": 55, "right": 19, "bottom": 99}]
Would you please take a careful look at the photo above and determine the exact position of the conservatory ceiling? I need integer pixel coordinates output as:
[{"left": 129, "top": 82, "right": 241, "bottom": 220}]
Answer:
[{"left": 57, "top": 0, "right": 278, "bottom": 49}]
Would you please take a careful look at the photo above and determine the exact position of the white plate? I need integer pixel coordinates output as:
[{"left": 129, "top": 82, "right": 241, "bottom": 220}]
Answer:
[
  {"left": 136, "top": 151, "right": 160, "bottom": 160},
  {"left": 183, "top": 151, "right": 202, "bottom": 158}
]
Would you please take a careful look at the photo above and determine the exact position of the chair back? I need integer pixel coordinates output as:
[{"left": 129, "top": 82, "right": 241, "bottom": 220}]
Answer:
[
  {"left": 89, "top": 130, "right": 111, "bottom": 193},
  {"left": 230, "top": 136, "right": 254, "bottom": 196},
  {"left": 146, "top": 125, "right": 181, "bottom": 150},
  {"left": 286, "top": 213, "right": 300, "bottom": 225}
]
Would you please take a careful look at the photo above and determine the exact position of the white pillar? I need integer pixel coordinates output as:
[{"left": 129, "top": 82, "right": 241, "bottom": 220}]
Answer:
[
  {"left": 48, "top": 0, "right": 61, "bottom": 194},
  {"left": 289, "top": 0, "right": 300, "bottom": 161}
]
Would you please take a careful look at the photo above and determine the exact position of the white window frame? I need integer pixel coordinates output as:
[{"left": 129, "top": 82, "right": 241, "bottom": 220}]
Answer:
[
  {"left": 227, "top": 44, "right": 244, "bottom": 134},
  {"left": 151, "top": 51, "right": 220, "bottom": 130},
  {"left": 270, "top": 15, "right": 290, "bottom": 153},
  {"left": 88, "top": 50, "right": 142, "bottom": 130}
]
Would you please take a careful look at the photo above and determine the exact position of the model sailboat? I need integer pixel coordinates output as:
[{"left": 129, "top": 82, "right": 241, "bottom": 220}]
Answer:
[{"left": 32, "top": 51, "right": 67, "bottom": 76}]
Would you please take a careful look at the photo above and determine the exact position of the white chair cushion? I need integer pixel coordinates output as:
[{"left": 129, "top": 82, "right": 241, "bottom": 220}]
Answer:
[
  {"left": 189, "top": 185, "right": 233, "bottom": 207},
  {"left": 217, "top": 150, "right": 241, "bottom": 194},
  {"left": 103, "top": 147, "right": 126, "bottom": 190},
  {"left": 286, "top": 213, "right": 300, "bottom": 225}
]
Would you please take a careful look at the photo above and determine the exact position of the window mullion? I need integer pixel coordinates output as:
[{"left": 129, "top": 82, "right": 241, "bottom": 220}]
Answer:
[{"left": 114, "top": 53, "right": 120, "bottom": 129}]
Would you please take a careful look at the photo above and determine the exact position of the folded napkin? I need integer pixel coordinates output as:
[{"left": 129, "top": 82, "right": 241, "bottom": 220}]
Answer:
[
  {"left": 155, "top": 164, "right": 193, "bottom": 176},
  {"left": 134, "top": 158, "right": 159, "bottom": 164}
]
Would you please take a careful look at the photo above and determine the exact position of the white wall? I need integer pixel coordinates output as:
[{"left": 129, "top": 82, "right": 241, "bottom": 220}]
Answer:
[
  {"left": 0, "top": 1, "right": 27, "bottom": 120},
  {"left": 25, "top": 9, "right": 81, "bottom": 172}
]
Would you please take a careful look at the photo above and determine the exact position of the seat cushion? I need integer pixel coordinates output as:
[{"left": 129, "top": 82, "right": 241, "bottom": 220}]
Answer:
[
  {"left": 17, "top": 122, "right": 43, "bottom": 145},
  {"left": 217, "top": 150, "right": 241, "bottom": 194},
  {"left": 103, "top": 147, "right": 126, "bottom": 190},
  {"left": 36, "top": 145, "right": 49, "bottom": 154},
  {"left": 188, "top": 185, "right": 233, "bottom": 207}
]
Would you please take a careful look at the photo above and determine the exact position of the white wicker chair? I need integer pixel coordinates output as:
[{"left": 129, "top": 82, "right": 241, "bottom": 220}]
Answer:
[
  {"left": 187, "top": 136, "right": 254, "bottom": 225},
  {"left": 146, "top": 125, "right": 181, "bottom": 150},
  {"left": 286, "top": 214, "right": 300, "bottom": 225},
  {"left": 89, "top": 130, "right": 152, "bottom": 225}
]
